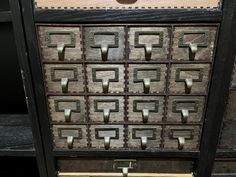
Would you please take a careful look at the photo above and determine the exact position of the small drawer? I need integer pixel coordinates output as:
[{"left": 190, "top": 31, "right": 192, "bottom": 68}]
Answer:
[
  {"left": 129, "top": 27, "right": 170, "bottom": 60},
  {"left": 88, "top": 96, "right": 124, "bottom": 123},
  {"left": 164, "top": 125, "right": 200, "bottom": 150},
  {"left": 52, "top": 125, "right": 88, "bottom": 149},
  {"left": 90, "top": 125, "right": 124, "bottom": 149},
  {"left": 128, "top": 64, "right": 167, "bottom": 93},
  {"left": 38, "top": 26, "right": 82, "bottom": 61},
  {"left": 84, "top": 27, "right": 125, "bottom": 61},
  {"left": 172, "top": 26, "right": 217, "bottom": 61},
  {"left": 44, "top": 64, "right": 84, "bottom": 93},
  {"left": 127, "top": 96, "right": 164, "bottom": 123},
  {"left": 166, "top": 96, "right": 205, "bottom": 123},
  {"left": 127, "top": 125, "right": 162, "bottom": 149},
  {"left": 87, "top": 64, "right": 125, "bottom": 93},
  {"left": 169, "top": 64, "right": 210, "bottom": 94},
  {"left": 223, "top": 91, "right": 236, "bottom": 122},
  {"left": 48, "top": 96, "right": 86, "bottom": 123}
]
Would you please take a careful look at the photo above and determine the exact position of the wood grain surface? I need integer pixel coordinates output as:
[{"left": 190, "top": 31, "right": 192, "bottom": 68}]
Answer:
[
  {"left": 38, "top": 26, "right": 82, "bottom": 61},
  {"left": 172, "top": 26, "right": 217, "bottom": 61},
  {"left": 48, "top": 96, "right": 86, "bottom": 123},
  {"left": 44, "top": 64, "right": 84, "bottom": 93},
  {"left": 35, "top": 0, "right": 221, "bottom": 9},
  {"left": 169, "top": 64, "right": 210, "bottom": 94},
  {"left": 127, "top": 96, "right": 164, "bottom": 123},
  {"left": 166, "top": 96, "right": 205, "bottom": 123}
]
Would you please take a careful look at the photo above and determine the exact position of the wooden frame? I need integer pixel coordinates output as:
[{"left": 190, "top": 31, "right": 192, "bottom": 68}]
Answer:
[{"left": 17, "top": 0, "right": 236, "bottom": 177}]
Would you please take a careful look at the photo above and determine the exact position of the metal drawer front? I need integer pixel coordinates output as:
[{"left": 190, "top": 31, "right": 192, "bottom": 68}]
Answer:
[{"left": 38, "top": 26, "right": 82, "bottom": 61}]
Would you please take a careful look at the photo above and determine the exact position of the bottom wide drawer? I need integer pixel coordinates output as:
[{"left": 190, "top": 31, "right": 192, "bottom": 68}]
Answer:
[{"left": 59, "top": 172, "right": 193, "bottom": 177}]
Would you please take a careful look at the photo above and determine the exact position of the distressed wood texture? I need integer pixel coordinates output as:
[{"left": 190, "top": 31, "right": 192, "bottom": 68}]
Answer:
[
  {"left": 127, "top": 96, "right": 164, "bottom": 123},
  {"left": 58, "top": 158, "right": 193, "bottom": 173},
  {"left": 90, "top": 125, "right": 124, "bottom": 149},
  {"left": 34, "top": 0, "right": 221, "bottom": 9},
  {"left": 213, "top": 160, "right": 236, "bottom": 173},
  {"left": 48, "top": 96, "right": 86, "bottom": 123},
  {"left": 52, "top": 125, "right": 88, "bottom": 149},
  {"left": 169, "top": 64, "right": 210, "bottom": 94},
  {"left": 38, "top": 26, "right": 82, "bottom": 61},
  {"left": 84, "top": 27, "right": 125, "bottom": 61},
  {"left": 163, "top": 125, "right": 200, "bottom": 150},
  {"left": 87, "top": 64, "right": 125, "bottom": 93},
  {"left": 166, "top": 96, "right": 205, "bottom": 123},
  {"left": 172, "top": 26, "right": 217, "bottom": 61},
  {"left": 127, "top": 125, "right": 162, "bottom": 149},
  {"left": 43, "top": 64, "right": 84, "bottom": 93},
  {"left": 88, "top": 96, "right": 124, "bottom": 123},
  {"left": 128, "top": 27, "right": 170, "bottom": 61},
  {"left": 223, "top": 91, "right": 236, "bottom": 122},
  {"left": 128, "top": 64, "right": 167, "bottom": 93}
]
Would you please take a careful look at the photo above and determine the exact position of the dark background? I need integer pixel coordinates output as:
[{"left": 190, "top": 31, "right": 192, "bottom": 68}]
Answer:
[{"left": 0, "top": 1, "right": 39, "bottom": 177}]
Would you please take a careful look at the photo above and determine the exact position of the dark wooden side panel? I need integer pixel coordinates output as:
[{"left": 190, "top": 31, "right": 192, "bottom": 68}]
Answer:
[{"left": 195, "top": 0, "right": 236, "bottom": 177}]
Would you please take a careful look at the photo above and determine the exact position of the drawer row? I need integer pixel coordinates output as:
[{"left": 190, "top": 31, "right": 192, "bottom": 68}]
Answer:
[
  {"left": 38, "top": 25, "right": 218, "bottom": 61},
  {"left": 48, "top": 96, "right": 205, "bottom": 123},
  {"left": 43, "top": 63, "right": 210, "bottom": 94},
  {"left": 52, "top": 124, "right": 200, "bottom": 150}
]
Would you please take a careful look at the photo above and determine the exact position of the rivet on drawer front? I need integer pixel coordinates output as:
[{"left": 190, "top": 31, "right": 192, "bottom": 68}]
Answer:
[
  {"left": 104, "top": 137, "right": 111, "bottom": 150},
  {"left": 102, "top": 79, "right": 109, "bottom": 93},
  {"left": 143, "top": 78, "right": 151, "bottom": 93},
  {"left": 64, "top": 109, "right": 72, "bottom": 122},
  {"left": 178, "top": 137, "right": 185, "bottom": 150},
  {"left": 57, "top": 43, "right": 65, "bottom": 60},
  {"left": 141, "top": 136, "right": 147, "bottom": 150},
  {"left": 122, "top": 167, "right": 129, "bottom": 177},
  {"left": 67, "top": 136, "right": 74, "bottom": 149},
  {"left": 61, "top": 78, "right": 69, "bottom": 93},
  {"left": 103, "top": 109, "right": 110, "bottom": 123},
  {"left": 142, "top": 109, "right": 149, "bottom": 123},
  {"left": 184, "top": 78, "right": 193, "bottom": 94},
  {"left": 181, "top": 109, "right": 189, "bottom": 123},
  {"left": 188, "top": 43, "right": 198, "bottom": 61}
]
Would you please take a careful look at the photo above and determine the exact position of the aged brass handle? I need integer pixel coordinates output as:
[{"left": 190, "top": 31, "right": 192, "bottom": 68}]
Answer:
[
  {"left": 181, "top": 109, "right": 189, "bottom": 123},
  {"left": 122, "top": 167, "right": 129, "bottom": 177},
  {"left": 104, "top": 137, "right": 111, "bottom": 150},
  {"left": 64, "top": 109, "right": 72, "bottom": 122},
  {"left": 117, "top": 0, "right": 137, "bottom": 4},
  {"left": 141, "top": 136, "right": 147, "bottom": 150},
  {"left": 61, "top": 78, "right": 69, "bottom": 93},
  {"left": 142, "top": 109, "right": 149, "bottom": 123},
  {"left": 143, "top": 78, "right": 151, "bottom": 93},
  {"left": 145, "top": 45, "right": 152, "bottom": 61},
  {"left": 102, "top": 79, "right": 109, "bottom": 93},
  {"left": 178, "top": 137, "right": 185, "bottom": 150},
  {"left": 185, "top": 78, "right": 193, "bottom": 94},
  {"left": 189, "top": 43, "right": 198, "bottom": 61},
  {"left": 103, "top": 109, "right": 110, "bottom": 123},
  {"left": 57, "top": 43, "right": 65, "bottom": 60},
  {"left": 101, "top": 45, "right": 109, "bottom": 61},
  {"left": 67, "top": 136, "right": 74, "bottom": 149}
]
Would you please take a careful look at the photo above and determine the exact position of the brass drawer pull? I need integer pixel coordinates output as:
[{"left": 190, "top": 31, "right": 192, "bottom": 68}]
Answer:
[
  {"left": 104, "top": 137, "right": 111, "bottom": 150},
  {"left": 95, "top": 128, "right": 119, "bottom": 149},
  {"left": 142, "top": 109, "right": 149, "bottom": 123},
  {"left": 141, "top": 136, "right": 148, "bottom": 150},
  {"left": 64, "top": 109, "right": 72, "bottom": 122},
  {"left": 178, "top": 31, "right": 209, "bottom": 60},
  {"left": 103, "top": 109, "right": 111, "bottom": 123},
  {"left": 181, "top": 109, "right": 189, "bottom": 123},
  {"left": 46, "top": 31, "right": 76, "bottom": 61},
  {"left": 90, "top": 32, "right": 119, "bottom": 61},
  {"left": 143, "top": 78, "right": 151, "bottom": 93},
  {"left": 61, "top": 77, "right": 69, "bottom": 93},
  {"left": 134, "top": 31, "right": 164, "bottom": 60},
  {"left": 178, "top": 137, "right": 185, "bottom": 150},
  {"left": 184, "top": 78, "right": 193, "bottom": 94},
  {"left": 102, "top": 79, "right": 109, "bottom": 93},
  {"left": 67, "top": 136, "right": 74, "bottom": 149},
  {"left": 122, "top": 167, "right": 129, "bottom": 177}
]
